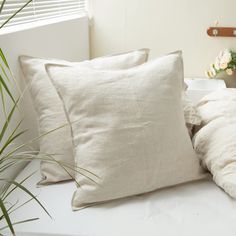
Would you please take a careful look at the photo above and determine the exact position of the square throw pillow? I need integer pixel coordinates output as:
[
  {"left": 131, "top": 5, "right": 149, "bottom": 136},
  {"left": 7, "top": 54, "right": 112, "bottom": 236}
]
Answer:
[
  {"left": 46, "top": 53, "right": 205, "bottom": 210},
  {"left": 19, "top": 49, "right": 150, "bottom": 184}
]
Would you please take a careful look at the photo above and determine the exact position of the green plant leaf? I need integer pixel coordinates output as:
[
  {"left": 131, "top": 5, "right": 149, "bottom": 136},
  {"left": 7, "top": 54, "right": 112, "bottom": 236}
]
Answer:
[
  {"left": 2, "top": 118, "right": 81, "bottom": 161},
  {"left": 0, "top": 199, "right": 19, "bottom": 222},
  {"left": 0, "top": 197, "right": 15, "bottom": 236},
  {"left": 0, "top": 98, "right": 19, "bottom": 144},
  {"left": 0, "top": 48, "right": 19, "bottom": 92},
  {"left": 2, "top": 171, "right": 37, "bottom": 201},
  {"left": 0, "top": 217, "right": 39, "bottom": 232},
  {"left": 7, "top": 197, "right": 34, "bottom": 216},
  {"left": 0, "top": 48, "right": 10, "bottom": 70},
  {"left": 0, "top": 179, "right": 52, "bottom": 219},
  {"left": 0, "top": 81, "right": 6, "bottom": 116},
  {"left": 0, "top": 74, "right": 15, "bottom": 104},
  {"left": 0, "top": 128, "right": 27, "bottom": 155},
  {"left": 2, "top": 122, "right": 69, "bottom": 160},
  {"left": 0, "top": 63, "right": 10, "bottom": 82},
  {"left": 1, "top": 154, "right": 99, "bottom": 186},
  {"left": 0, "top": 199, "right": 19, "bottom": 221},
  {"left": 0, "top": 0, "right": 34, "bottom": 29},
  {"left": 0, "top": 160, "right": 18, "bottom": 174},
  {"left": 0, "top": 0, "right": 6, "bottom": 15}
]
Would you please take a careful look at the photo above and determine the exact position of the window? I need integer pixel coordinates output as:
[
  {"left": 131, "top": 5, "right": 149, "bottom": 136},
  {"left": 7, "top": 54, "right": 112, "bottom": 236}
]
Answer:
[{"left": 0, "top": 0, "right": 86, "bottom": 28}]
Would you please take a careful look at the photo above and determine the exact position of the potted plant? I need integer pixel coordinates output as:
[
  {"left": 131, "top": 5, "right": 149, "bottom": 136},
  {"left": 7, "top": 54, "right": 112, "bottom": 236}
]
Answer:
[{"left": 206, "top": 49, "right": 236, "bottom": 88}]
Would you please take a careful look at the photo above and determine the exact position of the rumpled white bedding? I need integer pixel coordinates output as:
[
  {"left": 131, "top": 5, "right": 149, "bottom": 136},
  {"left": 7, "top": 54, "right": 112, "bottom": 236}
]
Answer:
[
  {"left": 193, "top": 89, "right": 236, "bottom": 199},
  {"left": 3, "top": 160, "right": 236, "bottom": 236}
]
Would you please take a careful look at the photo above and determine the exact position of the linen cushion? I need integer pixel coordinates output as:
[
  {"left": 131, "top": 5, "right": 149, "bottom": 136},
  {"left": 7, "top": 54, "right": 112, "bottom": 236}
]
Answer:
[
  {"left": 46, "top": 53, "right": 205, "bottom": 210},
  {"left": 19, "top": 49, "right": 149, "bottom": 184}
]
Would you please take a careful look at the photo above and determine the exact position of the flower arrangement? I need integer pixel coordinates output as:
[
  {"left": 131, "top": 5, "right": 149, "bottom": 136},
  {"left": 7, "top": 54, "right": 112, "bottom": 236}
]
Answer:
[{"left": 206, "top": 49, "right": 236, "bottom": 78}]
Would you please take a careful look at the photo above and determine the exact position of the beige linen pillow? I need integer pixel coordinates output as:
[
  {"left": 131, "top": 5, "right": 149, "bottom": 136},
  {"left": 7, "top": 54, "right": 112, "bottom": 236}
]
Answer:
[
  {"left": 19, "top": 49, "right": 149, "bottom": 184},
  {"left": 46, "top": 53, "right": 205, "bottom": 210}
]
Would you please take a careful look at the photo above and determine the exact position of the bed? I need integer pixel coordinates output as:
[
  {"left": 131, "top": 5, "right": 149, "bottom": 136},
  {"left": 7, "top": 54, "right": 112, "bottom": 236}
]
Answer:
[
  {"left": 3, "top": 78, "right": 235, "bottom": 236},
  {"left": 4, "top": 159, "right": 236, "bottom": 236}
]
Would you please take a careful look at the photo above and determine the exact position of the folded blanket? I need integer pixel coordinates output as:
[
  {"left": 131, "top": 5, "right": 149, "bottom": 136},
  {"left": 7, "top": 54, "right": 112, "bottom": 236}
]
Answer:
[{"left": 193, "top": 89, "right": 236, "bottom": 198}]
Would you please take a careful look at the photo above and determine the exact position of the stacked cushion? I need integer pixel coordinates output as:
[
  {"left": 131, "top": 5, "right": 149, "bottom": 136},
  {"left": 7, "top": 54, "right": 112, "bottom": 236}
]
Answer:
[
  {"left": 19, "top": 49, "right": 150, "bottom": 184},
  {"left": 46, "top": 52, "right": 205, "bottom": 210}
]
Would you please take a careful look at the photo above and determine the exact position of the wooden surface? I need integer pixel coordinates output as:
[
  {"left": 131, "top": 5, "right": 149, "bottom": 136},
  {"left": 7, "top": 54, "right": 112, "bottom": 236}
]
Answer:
[{"left": 207, "top": 27, "right": 236, "bottom": 37}]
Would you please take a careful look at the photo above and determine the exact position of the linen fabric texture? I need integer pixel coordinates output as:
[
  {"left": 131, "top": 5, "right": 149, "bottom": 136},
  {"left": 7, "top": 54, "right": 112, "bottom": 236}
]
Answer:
[
  {"left": 193, "top": 89, "right": 236, "bottom": 199},
  {"left": 46, "top": 53, "right": 205, "bottom": 210},
  {"left": 19, "top": 49, "right": 150, "bottom": 184},
  {"left": 182, "top": 93, "right": 202, "bottom": 137}
]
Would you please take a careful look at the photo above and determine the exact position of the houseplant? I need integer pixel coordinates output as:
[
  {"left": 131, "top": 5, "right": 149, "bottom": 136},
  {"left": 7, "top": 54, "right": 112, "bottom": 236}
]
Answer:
[
  {"left": 0, "top": 1, "right": 95, "bottom": 234},
  {"left": 206, "top": 49, "right": 236, "bottom": 88},
  {"left": 0, "top": 1, "right": 51, "bottom": 235},
  {"left": 0, "top": 1, "right": 68, "bottom": 235}
]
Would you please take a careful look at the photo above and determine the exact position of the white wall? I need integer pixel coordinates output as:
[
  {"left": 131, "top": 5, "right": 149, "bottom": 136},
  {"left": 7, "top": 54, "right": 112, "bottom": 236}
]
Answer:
[
  {"left": 89, "top": 0, "right": 236, "bottom": 77},
  {"left": 0, "top": 16, "right": 89, "bottom": 183}
]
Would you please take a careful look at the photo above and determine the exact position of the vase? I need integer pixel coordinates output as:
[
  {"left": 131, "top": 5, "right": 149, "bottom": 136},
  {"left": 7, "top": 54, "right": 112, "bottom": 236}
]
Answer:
[{"left": 216, "top": 71, "right": 236, "bottom": 88}]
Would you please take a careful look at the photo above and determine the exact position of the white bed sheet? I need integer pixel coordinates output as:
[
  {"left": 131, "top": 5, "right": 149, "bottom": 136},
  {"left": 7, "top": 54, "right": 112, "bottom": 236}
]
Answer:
[{"left": 3, "top": 160, "right": 236, "bottom": 236}]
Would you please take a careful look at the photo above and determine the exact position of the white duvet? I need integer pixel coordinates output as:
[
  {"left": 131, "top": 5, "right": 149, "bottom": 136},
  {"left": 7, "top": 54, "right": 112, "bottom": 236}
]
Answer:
[{"left": 193, "top": 89, "right": 236, "bottom": 198}]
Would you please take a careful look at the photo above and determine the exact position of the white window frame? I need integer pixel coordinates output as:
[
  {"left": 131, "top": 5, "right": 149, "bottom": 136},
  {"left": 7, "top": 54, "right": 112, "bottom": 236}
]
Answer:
[{"left": 0, "top": 0, "right": 87, "bottom": 33}]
